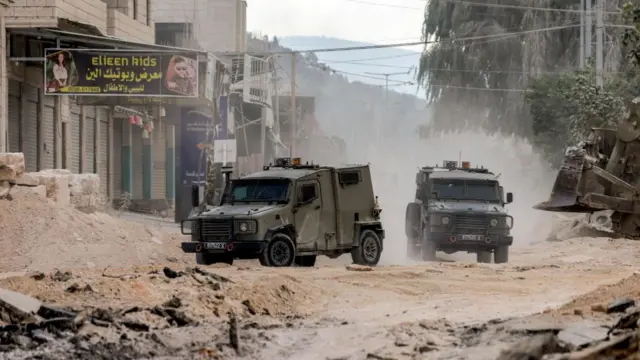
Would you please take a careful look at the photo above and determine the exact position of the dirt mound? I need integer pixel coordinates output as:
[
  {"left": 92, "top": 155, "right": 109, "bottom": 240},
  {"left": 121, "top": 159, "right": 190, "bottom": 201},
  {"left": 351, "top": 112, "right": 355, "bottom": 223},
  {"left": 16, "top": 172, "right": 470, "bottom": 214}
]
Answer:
[
  {"left": 0, "top": 188, "right": 188, "bottom": 272},
  {"left": 557, "top": 273, "right": 640, "bottom": 315},
  {"left": 546, "top": 214, "right": 613, "bottom": 242},
  {"left": 0, "top": 265, "right": 327, "bottom": 321}
]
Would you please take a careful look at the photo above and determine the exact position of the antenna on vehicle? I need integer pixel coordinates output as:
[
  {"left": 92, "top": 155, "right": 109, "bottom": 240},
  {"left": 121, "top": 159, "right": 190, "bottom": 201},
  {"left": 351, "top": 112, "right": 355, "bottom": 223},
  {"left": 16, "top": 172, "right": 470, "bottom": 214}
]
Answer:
[{"left": 458, "top": 151, "right": 462, "bottom": 167}]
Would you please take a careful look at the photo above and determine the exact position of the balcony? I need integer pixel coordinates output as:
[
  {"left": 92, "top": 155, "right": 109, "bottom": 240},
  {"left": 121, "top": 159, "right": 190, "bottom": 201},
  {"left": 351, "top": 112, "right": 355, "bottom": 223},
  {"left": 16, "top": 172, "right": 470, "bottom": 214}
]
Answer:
[{"left": 6, "top": 0, "right": 107, "bottom": 34}]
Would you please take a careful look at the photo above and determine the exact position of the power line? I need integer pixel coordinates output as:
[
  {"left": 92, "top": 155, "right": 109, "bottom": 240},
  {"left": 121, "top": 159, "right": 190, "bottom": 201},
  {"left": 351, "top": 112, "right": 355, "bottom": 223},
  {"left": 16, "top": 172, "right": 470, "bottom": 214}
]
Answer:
[
  {"left": 430, "top": 84, "right": 529, "bottom": 92},
  {"left": 262, "top": 24, "right": 580, "bottom": 55},
  {"left": 347, "top": 0, "right": 621, "bottom": 15},
  {"left": 320, "top": 60, "right": 413, "bottom": 69}
]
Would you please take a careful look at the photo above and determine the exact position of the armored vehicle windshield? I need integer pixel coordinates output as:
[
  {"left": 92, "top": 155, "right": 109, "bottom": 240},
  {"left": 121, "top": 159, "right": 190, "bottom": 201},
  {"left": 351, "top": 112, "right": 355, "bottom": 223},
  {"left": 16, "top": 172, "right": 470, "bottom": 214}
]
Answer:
[
  {"left": 431, "top": 178, "right": 500, "bottom": 203},
  {"left": 224, "top": 178, "right": 291, "bottom": 204}
]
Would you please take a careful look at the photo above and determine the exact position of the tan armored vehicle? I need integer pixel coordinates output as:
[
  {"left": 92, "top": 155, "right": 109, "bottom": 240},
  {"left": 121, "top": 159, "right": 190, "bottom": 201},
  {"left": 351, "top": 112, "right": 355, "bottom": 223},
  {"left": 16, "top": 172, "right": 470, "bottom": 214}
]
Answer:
[{"left": 180, "top": 157, "right": 385, "bottom": 267}]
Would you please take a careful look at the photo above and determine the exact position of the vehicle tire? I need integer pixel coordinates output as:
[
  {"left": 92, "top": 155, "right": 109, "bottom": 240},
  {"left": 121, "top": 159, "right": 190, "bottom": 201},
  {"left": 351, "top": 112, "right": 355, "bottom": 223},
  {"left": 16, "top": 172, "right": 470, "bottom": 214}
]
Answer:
[
  {"left": 196, "top": 253, "right": 234, "bottom": 265},
  {"left": 406, "top": 239, "right": 420, "bottom": 260},
  {"left": 259, "top": 233, "right": 296, "bottom": 267},
  {"left": 294, "top": 255, "right": 317, "bottom": 267},
  {"left": 476, "top": 251, "right": 492, "bottom": 263},
  {"left": 351, "top": 229, "right": 382, "bottom": 266},
  {"left": 494, "top": 246, "right": 509, "bottom": 264},
  {"left": 421, "top": 228, "right": 437, "bottom": 262},
  {"left": 421, "top": 240, "right": 437, "bottom": 261}
]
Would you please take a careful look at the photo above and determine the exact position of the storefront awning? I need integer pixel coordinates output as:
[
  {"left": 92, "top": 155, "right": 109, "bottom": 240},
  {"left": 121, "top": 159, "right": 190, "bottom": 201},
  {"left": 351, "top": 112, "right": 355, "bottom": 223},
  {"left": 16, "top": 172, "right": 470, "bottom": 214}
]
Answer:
[{"left": 8, "top": 27, "right": 209, "bottom": 62}]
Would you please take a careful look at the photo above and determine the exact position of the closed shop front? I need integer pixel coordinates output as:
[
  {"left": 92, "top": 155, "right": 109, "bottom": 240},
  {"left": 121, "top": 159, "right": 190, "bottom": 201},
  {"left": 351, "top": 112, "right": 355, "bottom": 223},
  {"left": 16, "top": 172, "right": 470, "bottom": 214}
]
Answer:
[
  {"left": 8, "top": 80, "right": 20, "bottom": 153},
  {"left": 113, "top": 118, "right": 123, "bottom": 198},
  {"left": 98, "top": 108, "right": 109, "bottom": 198},
  {"left": 70, "top": 101, "right": 81, "bottom": 173},
  {"left": 42, "top": 95, "right": 55, "bottom": 170},
  {"left": 22, "top": 84, "right": 38, "bottom": 172},
  {"left": 152, "top": 123, "right": 166, "bottom": 200},
  {"left": 132, "top": 126, "right": 143, "bottom": 199},
  {"left": 84, "top": 106, "right": 96, "bottom": 173}
]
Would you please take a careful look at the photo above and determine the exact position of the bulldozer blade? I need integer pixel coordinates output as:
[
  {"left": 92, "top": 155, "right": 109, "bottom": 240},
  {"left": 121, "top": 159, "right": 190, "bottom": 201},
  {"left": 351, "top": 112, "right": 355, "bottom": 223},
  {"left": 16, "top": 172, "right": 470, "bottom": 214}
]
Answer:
[{"left": 533, "top": 146, "right": 588, "bottom": 212}]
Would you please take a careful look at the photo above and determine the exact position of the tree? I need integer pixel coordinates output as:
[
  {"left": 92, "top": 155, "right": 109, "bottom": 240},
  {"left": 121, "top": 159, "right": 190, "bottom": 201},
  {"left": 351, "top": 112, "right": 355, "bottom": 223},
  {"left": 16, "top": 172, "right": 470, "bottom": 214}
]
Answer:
[
  {"left": 418, "top": 0, "right": 628, "bottom": 138},
  {"left": 525, "top": 68, "right": 625, "bottom": 167}
]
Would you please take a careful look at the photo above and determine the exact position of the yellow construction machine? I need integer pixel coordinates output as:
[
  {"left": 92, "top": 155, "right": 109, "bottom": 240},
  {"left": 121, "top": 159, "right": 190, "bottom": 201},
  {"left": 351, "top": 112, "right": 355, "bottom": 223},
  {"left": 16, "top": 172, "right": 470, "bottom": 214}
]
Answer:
[{"left": 534, "top": 100, "right": 640, "bottom": 238}]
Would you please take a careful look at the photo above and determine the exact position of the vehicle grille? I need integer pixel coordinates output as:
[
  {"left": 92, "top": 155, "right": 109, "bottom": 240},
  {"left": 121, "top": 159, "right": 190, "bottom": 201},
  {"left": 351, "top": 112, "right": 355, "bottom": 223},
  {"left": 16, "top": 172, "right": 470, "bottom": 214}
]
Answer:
[
  {"left": 454, "top": 215, "right": 490, "bottom": 234},
  {"left": 195, "top": 219, "right": 232, "bottom": 240}
]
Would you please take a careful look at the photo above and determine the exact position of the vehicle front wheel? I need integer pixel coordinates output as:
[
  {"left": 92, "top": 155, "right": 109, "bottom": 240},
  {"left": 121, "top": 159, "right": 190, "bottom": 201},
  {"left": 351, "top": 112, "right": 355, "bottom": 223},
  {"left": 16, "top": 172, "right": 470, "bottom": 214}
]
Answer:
[
  {"left": 259, "top": 233, "right": 296, "bottom": 267},
  {"left": 476, "top": 251, "right": 492, "bottom": 263},
  {"left": 196, "top": 253, "right": 234, "bottom": 265},
  {"left": 494, "top": 246, "right": 509, "bottom": 264},
  {"left": 351, "top": 229, "right": 382, "bottom": 266}
]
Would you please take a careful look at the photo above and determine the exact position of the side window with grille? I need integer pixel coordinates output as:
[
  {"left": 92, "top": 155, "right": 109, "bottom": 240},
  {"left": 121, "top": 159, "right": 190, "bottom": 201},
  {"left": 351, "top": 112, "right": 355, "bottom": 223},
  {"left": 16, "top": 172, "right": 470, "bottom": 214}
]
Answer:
[{"left": 339, "top": 171, "right": 361, "bottom": 186}]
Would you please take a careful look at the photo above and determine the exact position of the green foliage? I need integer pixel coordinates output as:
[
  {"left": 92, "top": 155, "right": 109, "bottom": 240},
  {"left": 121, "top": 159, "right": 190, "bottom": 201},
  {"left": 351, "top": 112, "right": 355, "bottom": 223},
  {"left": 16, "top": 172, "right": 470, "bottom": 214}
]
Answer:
[{"left": 525, "top": 68, "right": 625, "bottom": 167}]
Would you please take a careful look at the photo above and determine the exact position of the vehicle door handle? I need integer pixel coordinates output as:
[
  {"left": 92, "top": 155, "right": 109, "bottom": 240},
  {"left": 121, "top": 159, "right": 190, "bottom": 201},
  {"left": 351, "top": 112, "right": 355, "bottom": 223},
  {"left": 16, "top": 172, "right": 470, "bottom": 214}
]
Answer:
[{"left": 314, "top": 205, "right": 321, "bottom": 210}]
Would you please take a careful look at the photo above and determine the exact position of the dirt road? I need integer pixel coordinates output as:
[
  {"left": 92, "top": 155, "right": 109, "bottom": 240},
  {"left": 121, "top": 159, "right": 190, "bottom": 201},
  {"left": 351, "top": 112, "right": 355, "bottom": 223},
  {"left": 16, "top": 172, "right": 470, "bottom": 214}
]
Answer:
[{"left": 0, "top": 232, "right": 637, "bottom": 359}]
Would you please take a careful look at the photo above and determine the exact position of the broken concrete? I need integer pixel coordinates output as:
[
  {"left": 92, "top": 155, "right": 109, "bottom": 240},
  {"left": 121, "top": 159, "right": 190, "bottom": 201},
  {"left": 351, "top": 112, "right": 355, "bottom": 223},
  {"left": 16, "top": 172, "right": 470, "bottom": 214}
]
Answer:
[
  {"left": 13, "top": 173, "right": 39, "bottom": 187},
  {"left": 0, "top": 288, "right": 42, "bottom": 324},
  {"left": 0, "top": 153, "right": 25, "bottom": 175},
  {"left": 0, "top": 181, "right": 10, "bottom": 199},
  {"left": 31, "top": 171, "right": 70, "bottom": 206},
  {"left": 0, "top": 165, "right": 17, "bottom": 182}
]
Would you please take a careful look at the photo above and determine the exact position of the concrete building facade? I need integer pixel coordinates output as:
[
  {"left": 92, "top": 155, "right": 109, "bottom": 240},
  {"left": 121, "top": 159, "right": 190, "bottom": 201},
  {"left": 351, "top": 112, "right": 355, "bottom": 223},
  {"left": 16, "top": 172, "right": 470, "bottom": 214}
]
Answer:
[{"left": 1, "top": 0, "right": 210, "bottom": 211}]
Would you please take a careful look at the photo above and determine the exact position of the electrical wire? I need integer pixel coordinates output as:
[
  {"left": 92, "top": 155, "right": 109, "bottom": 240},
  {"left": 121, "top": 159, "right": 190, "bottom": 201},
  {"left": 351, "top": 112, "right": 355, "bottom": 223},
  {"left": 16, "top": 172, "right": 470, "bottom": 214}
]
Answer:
[{"left": 345, "top": 0, "right": 621, "bottom": 15}]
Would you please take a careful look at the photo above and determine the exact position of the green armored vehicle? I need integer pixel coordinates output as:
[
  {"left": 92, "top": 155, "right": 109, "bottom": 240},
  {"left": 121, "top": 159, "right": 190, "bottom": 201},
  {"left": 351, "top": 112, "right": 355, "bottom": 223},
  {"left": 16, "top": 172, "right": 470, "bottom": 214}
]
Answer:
[
  {"left": 405, "top": 160, "right": 514, "bottom": 263},
  {"left": 181, "top": 157, "right": 385, "bottom": 267}
]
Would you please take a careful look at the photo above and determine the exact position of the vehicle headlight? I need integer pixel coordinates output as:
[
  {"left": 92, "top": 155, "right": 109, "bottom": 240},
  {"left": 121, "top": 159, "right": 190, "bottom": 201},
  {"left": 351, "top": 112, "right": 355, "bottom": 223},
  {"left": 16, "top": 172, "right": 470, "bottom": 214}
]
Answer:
[
  {"left": 490, "top": 218, "right": 498, "bottom": 227},
  {"left": 441, "top": 216, "right": 450, "bottom": 225},
  {"left": 234, "top": 220, "right": 257, "bottom": 234}
]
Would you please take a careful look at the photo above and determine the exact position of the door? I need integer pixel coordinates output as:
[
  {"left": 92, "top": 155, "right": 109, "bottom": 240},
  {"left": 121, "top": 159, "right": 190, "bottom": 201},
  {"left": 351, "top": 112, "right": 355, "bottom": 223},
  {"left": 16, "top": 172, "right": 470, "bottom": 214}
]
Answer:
[
  {"left": 293, "top": 180, "right": 322, "bottom": 251},
  {"left": 70, "top": 102, "right": 81, "bottom": 173},
  {"left": 316, "top": 171, "right": 337, "bottom": 249},
  {"left": 84, "top": 106, "right": 96, "bottom": 173},
  {"left": 42, "top": 95, "right": 55, "bottom": 169},
  {"left": 23, "top": 85, "right": 38, "bottom": 173},
  {"left": 8, "top": 80, "right": 20, "bottom": 153}
]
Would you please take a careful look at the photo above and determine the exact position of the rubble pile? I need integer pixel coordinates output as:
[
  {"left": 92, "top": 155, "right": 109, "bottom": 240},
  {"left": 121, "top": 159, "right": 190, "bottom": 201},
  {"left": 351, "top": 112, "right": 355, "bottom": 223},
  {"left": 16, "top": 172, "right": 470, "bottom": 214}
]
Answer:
[
  {"left": 0, "top": 152, "right": 101, "bottom": 211},
  {"left": 0, "top": 266, "right": 318, "bottom": 358}
]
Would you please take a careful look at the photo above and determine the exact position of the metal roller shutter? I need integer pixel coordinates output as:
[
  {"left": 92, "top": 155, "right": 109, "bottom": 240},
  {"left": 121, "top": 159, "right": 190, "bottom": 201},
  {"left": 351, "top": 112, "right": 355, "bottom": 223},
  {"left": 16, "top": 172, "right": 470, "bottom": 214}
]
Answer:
[
  {"left": 98, "top": 108, "right": 109, "bottom": 198},
  {"left": 113, "top": 118, "right": 123, "bottom": 198},
  {"left": 152, "top": 124, "right": 166, "bottom": 199},
  {"left": 132, "top": 126, "right": 143, "bottom": 199},
  {"left": 8, "top": 80, "right": 20, "bottom": 153},
  {"left": 42, "top": 95, "right": 55, "bottom": 170},
  {"left": 84, "top": 106, "right": 96, "bottom": 173},
  {"left": 70, "top": 101, "right": 81, "bottom": 173},
  {"left": 23, "top": 85, "right": 38, "bottom": 173}
]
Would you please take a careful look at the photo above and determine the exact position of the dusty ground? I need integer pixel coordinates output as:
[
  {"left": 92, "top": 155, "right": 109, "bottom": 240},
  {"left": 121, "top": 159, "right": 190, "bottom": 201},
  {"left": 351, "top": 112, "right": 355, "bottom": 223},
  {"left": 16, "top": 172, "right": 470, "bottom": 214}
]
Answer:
[
  {"left": 0, "top": 232, "right": 638, "bottom": 359},
  {"left": 1, "top": 193, "right": 639, "bottom": 359}
]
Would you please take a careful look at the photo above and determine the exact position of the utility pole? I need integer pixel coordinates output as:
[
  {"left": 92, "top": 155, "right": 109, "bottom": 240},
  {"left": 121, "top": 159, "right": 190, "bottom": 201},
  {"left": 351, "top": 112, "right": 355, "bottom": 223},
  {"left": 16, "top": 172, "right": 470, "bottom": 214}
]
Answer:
[
  {"left": 579, "top": 0, "right": 585, "bottom": 68},
  {"left": 586, "top": 0, "right": 592, "bottom": 62},
  {"left": 290, "top": 53, "right": 297, "bottom": 157},
  {"left": 364, "top": 71, "right": 407, "bottom": 147},
  {"left": 595, "top": 0, "right": 604, "bottom": 87}
]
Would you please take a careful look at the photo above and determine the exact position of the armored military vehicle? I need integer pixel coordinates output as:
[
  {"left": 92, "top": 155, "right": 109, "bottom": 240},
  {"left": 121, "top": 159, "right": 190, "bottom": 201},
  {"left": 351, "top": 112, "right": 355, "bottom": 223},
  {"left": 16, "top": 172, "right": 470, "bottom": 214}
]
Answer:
[
  {"left": 405, "top": 160, "right": 514, "bottom": 263},
  {"left": 181, "top": 157, "right": 385, "bottom": 267}
]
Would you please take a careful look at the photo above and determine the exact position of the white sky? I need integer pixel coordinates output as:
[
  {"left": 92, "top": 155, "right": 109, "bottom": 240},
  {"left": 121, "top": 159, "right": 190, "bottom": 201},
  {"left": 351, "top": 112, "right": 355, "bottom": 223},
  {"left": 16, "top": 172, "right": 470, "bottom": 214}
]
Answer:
[{"left": 246, "top": 0, "right": 426, "bottom": 47}]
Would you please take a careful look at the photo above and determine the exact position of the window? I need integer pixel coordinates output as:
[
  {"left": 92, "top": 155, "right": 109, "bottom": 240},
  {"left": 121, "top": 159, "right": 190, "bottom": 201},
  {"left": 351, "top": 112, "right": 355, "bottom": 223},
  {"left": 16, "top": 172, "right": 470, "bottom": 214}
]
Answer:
[
  {"left": 299, "top": 184, "right": 317, "bottom": 203},
  {"left": 339, "top": 171, "right": 361, "bottom": 185},
  {"left": 226, "top": 179, "right": 290, "bottom": 203}
]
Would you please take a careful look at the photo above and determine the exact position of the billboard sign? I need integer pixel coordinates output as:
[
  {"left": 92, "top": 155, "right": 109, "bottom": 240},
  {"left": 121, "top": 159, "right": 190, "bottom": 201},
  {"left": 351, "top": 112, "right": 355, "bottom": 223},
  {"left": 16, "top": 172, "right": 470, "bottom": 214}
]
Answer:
[
  {"left": 180, "top": 108, "right": 217, "bottom": 186},
  {"left": 44, "top": 48, "right": 199, "bottom": 97}
]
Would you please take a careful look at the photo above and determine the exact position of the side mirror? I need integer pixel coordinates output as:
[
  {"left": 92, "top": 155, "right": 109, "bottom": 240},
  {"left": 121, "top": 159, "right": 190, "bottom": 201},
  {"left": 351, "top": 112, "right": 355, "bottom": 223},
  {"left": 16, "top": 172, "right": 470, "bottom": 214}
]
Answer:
[
  {"left": 506, "top": 192, "right": 513, "bottom": 204},
  {"left": 431, "top": 191, "right": 439, "bottom": 199},
  {"left": 191, "top": 185, "right": 200, "bottom": 208}
]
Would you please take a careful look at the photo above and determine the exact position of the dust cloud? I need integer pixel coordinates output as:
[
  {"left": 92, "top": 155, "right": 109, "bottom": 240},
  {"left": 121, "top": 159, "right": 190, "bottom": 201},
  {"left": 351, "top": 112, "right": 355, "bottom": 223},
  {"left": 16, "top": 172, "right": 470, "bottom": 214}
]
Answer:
[{"left": 348, "top": 130, "right": 558, "bottom": 265}]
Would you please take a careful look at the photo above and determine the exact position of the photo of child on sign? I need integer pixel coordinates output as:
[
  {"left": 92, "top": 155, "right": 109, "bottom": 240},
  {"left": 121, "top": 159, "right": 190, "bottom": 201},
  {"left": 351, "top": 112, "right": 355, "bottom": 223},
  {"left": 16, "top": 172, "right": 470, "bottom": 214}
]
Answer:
[
  {"left": 44, "top": 50, "right": 79, "bottom": 93},
  {"left": 164, "top": 55, "right": 197, "bottom": 97}
]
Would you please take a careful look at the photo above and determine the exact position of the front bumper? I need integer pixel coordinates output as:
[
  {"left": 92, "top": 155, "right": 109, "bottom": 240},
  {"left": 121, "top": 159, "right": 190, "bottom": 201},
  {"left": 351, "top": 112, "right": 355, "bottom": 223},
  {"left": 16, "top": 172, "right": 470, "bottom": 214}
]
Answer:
[
  {"left": 413, "top": 232, "right": 513, "bottom": 248},
  {"left": 181, "top": 241, "right": 266, "bottom": 259}
]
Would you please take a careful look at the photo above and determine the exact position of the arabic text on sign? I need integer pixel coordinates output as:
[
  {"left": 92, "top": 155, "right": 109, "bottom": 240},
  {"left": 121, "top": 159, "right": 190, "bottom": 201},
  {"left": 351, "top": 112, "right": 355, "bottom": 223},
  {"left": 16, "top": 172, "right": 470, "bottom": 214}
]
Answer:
[
  {"left": 101, "top": 83, "right": 147, "bottom": 94},
  {"left": 85, "top": 68, "right": 162, "bottom": 83}
]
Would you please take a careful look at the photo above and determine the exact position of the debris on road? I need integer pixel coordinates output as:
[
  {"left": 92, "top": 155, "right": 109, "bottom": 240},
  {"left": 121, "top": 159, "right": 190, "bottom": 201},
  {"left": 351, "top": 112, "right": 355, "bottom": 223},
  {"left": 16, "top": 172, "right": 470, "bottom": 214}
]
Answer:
[{"left": 346, "top": 264, "right": 373, "bottom": 272}]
